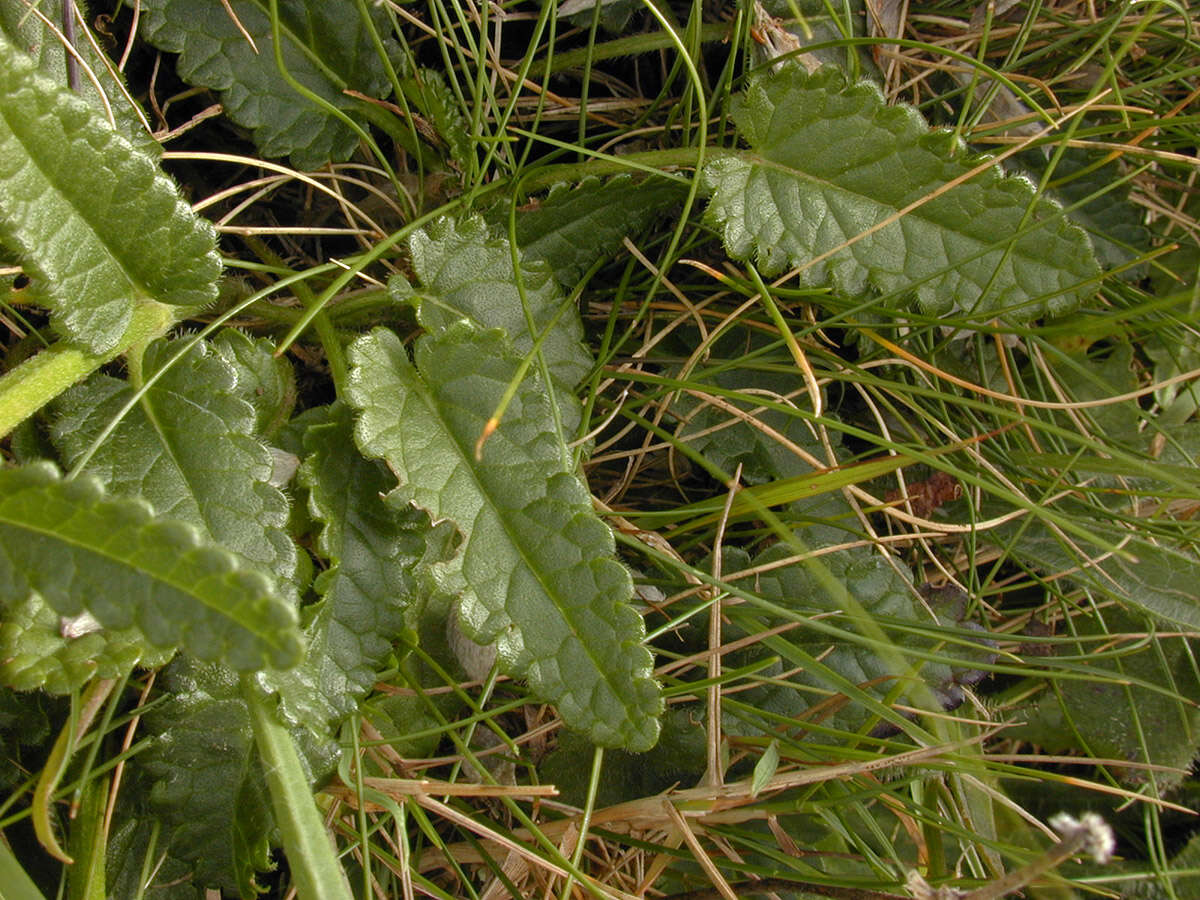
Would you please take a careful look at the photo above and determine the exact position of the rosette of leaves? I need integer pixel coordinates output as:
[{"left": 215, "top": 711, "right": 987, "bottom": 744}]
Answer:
[{"left": 703, "top": 65, "right": 1101, "bottom": 321}]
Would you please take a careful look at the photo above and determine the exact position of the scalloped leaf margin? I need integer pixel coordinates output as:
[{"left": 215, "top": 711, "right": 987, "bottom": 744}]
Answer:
[
  {"left": 0, "top": 30, "right": 219, "bottom": 353},
  {"left": 702, "top": 65, "right": 1101, "bottom": 321},
  {"left": 347, "top": 325, "right": 662, "bottom": 751},
  {"left": 0, "top": 463, "right": 301, "bottom": 672}
]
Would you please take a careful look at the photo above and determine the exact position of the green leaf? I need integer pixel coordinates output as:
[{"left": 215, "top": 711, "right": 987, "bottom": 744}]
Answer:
[
  {"left": 0, "top": 0, "right": 158, "bottom": 153},
  {"left": 0, "top": 463, "right": 302, "bottom": 671},
  {"left": 347, "top": 325, "right": 662, "bottom": 750},
  {"left": 0, "top": 30, "right": 220, "bottom": 352},
  {"left": 0, "top": 592, "right": 173, "bottom": 694},
  {"left": 673, "top": 361, "right": 832, "bottom": 484},
  {"left": 511, "top": 175, "right": 685, "bottom": 288},
  {"left": 1010, "top": 607, "right": 1200, "bottom": 791},
  {"left": 267, "top": 403, "right": 458, "bottom": 724},
  {"left": 50, "top": 338, "right": 299, "bottom": 588},
  {"left": 1006, "top": 511, "right": 1200, "bottom": 631},
  {"left": 211, "top": 330, "right": 297, "bottom": 439},
  {"left": 0, "top": 687, "right": 51, "bottom": 793},
  {"left": 750, "top": 738, "right": 779, "bottom": 798},
  {"left": 718, "top": 500, "right": 996, "bottom": 738},
  {"left": 140, "top": 657, "right": 275, "bottom": 895},
  {"left": 392, "top": 215, "right": 594, "bottom": 390},
  {"left": 131, "top": 0, "right": 394, "bottom": 169},
  {"left": 402, "top": 67, "right": 473, "bottom": 173},
  {"left": 703, "top": 66, "right": 1101, "bottom": 320},
  {"left": 1020, "top": 146, "right": 1150, "bottom": 277}
]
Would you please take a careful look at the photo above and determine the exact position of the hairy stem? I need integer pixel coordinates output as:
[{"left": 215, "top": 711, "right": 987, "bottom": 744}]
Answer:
[{"left": 0, "top": 302, "right": 176, "bottom": 439}]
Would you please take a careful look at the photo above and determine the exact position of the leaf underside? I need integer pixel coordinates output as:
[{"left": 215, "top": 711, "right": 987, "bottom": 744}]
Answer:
[
  {"left": 703, "top": 66, "right": 1101, "bottom": 321},
  {"left": 348, "top": 325, "right": 662, "bottom": 751},
  {"left": 0, "top": 31, "right": 219, "bottom": 352},
  {"left": 0, "top": 462, "right": 301, "bottom": 671},
  {"left": 132, "top": 0, "right": 394, "bottom": 169}
]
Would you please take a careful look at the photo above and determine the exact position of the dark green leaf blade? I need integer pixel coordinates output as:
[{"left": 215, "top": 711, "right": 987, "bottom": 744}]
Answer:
[
  {"left": 140, "top": 657, "right": 275, "bottom": 895},
  {"left": 1010, "top": 607, "right": 1200, "bottom": 791},
  {"left": 132, "top": 0, "right": 394, "bottom": 169},
  {"left": 511, "top": 175, "right": 685, "bottom": 288},
  {"left": 0, "top": 31, "right": 219, "bottom": 353},
  {"left": 347, "top": 326, "right": 662, "bottom": 750},
  {"left": 273, "top": 403, "right": 458, "bottom": 723},
  {"left": 703, "top": 66, "right": 1101, "bottom": 320},
  {"left": 0, "top": 463, "right": 302, "bottom": 671}
]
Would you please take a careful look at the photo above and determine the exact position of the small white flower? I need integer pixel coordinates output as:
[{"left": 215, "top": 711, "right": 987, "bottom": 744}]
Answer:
[{"left": 1049, "top": 811, "right": 1117, "bottom": 864}]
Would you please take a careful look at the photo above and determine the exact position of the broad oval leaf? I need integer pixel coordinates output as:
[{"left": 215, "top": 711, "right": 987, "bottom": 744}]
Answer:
[
  {"left": 347, "top": 325, "right": 662, "bottom": 751},
  {"left": 132, "top": 0, "right": 395, "bottom": 169},
  {"left": 703, "top": 66, "right": 1101, "bottom": 320},
  {"left": 0, "top": 31, "right": 219, "bottom": 353},
  {"left": 0, "top": 463, "right": 302, "bottom": 671}
]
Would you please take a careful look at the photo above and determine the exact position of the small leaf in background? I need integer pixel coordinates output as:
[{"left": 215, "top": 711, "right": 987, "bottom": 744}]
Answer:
[
  {"left": 211, "top": 330, "right": 297, "bottom": 439},
  {"left": 401, "top": 66, "right": 474, "bottom": 173},
  {"left": 673, "top": 362, "right": 832, "bottom": 484},
  {"left": 750, "top": 738, "right": 780, "bottom": 798},
  {"left": 716, "top": 497, "right": 996, "bottom": 738},
  {"left": 51, "top": 338, "right": 299, "bottom": 589},
  {"left": 703, "top": 66, "right": 1101, "bottom": 320},
  {"left": 139, "top": 657, "right": 276, "bottom": 896},
  {"left": 348, "top": 325, "right": 663, "bottom": 750},
  {"left": 131, "top": 0, "right": 395, "bottom": 169},
  {"left": 393, "top": 214, "right": 594, "bottom": 390},
  {"left": 510, "top": 175, "right": 685, "bottom": 288},
  {"left": 0, "top": 463, "right": 302, "bottom": 671},
  {"left": 1009, "top": 607, "right": 1200, "bottom": 791},
  {"left": 1003, "top": 510, "right": 1200, "bottom": 632},
  {"left": 0, "top": 30, "right": 219, "bottom": 352},
  {"left": 0, "top": 592, "right": 173, "bottom": 694},
  {"left": 0, "top": 687, "right": 51, "bottom": 792}
]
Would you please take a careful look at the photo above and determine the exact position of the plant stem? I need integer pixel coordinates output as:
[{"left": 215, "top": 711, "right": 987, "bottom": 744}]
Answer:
[
  {"left": 241, "top": 677, "right": 354, "bottom": 900},
  {"left": 0, "top": 302, "right": 176, "bottom": 439}
]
